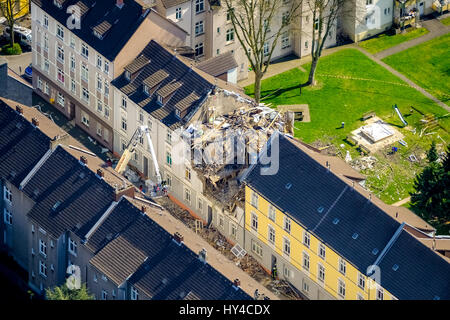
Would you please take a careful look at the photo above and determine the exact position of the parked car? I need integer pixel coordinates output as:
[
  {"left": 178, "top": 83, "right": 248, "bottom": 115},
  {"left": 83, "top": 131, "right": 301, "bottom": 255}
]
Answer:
[
  {"left": 24, "top": 64, "right": 32, "bottom": 80},
  {"left": 2, "top": 25, "right": 32, "bottom": 49}
]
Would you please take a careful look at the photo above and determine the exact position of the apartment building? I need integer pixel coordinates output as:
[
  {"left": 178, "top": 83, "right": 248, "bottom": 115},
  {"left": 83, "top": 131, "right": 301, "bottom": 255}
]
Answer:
[
  {"left": 154, "top": 0, "right": 337, "bottom": 82},
  {"left": 30, "top": 0, "right": 187, "bottom": 151},
  {"left": 0, "top": 100, "right": 258, "bottom": 300},
  {"left": 241, "top": 132, "right": 450, "bottom": 300}
]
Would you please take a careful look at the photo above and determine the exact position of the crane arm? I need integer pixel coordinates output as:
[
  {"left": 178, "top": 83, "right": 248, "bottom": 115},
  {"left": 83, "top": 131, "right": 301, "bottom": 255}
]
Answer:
[{"left": 142, "top": 126, "right": 162, "bottom": 185}]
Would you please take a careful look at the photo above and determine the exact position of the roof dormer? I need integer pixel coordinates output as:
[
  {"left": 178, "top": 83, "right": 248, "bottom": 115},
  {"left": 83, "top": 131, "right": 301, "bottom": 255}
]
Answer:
[{"left": 124, "top": 55, "right": 150, "bottom": 82}]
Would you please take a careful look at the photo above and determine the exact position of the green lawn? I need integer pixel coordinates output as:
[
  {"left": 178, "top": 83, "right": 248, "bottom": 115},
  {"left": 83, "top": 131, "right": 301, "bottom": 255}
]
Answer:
[
  {"left": 441, "top": 16, "right": 450, "bottom": 26},
  {"left": 382, "top": 33, "right": 450, "bottom": 104},
  {"left": 245, "top": 48, "right": 450, "bottom": 204},
  {"left": 358, "top": 28, "right": 429, "bottom": 54}
]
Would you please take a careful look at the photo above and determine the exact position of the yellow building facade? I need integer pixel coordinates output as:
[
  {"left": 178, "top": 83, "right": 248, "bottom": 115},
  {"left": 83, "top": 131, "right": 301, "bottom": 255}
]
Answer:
[
  {"left": 0, "top": 0, "right": 29, "bottom": 19},
  {"left": 244, "top": 186, "right": 396, "bottom": 300}
]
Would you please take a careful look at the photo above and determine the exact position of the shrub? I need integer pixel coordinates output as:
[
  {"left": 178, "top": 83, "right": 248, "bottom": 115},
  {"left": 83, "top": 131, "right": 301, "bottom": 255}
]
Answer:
[{"left": 1, "top": 43, "right": 22, "bottom": 55}]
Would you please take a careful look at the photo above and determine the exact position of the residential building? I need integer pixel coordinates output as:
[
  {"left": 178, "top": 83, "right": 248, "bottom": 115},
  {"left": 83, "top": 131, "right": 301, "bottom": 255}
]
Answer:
[
  {"left": 241, "top": 132, "right": 450, "bottom": 300},
  {"left": 30, "top": 0, "right": 187, "bottom": 151}
]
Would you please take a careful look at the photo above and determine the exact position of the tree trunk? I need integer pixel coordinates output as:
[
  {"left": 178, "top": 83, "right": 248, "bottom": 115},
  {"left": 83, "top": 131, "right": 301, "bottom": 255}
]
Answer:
[
  {"left": 9, "top": 21, "right": 15, "bottom": 47},
  {"left": 307, "top": 57, "right": 319, "bottom": 86},
  {"left": 254, "top": 71, "right": 263, "bottom": 105}
]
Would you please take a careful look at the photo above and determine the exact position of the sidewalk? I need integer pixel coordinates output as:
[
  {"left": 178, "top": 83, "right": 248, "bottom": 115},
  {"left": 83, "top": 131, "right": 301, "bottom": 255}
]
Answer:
[{"left": 374, "top": 19, "right": 450, "bottom": 59}]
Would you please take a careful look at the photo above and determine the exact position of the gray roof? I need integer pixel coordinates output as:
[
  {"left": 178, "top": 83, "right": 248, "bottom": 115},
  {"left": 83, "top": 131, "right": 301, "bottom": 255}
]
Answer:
[
  {"left": 0, "top": 101, "right": 50, "bottom": 187},
  {"left": 32, "top": 0, "right": 149, "bottom": 61},
  {"left": 242, "top": 132, "right": 450, "bottom": 300},
  {"left": 24, "top": 146, "right": 116, "bottom": 238},
  {"left": 160, "top": 0, "right": 190, "bottom": 8},
  {"left": 196, "top": 51, "right": 238, "bottom": 77},
  {"left": 112, "top": 40, "right": 214, "bottom": 130},
  {"left": 90, "top": 198, "right": 251, "bottom": 300}
]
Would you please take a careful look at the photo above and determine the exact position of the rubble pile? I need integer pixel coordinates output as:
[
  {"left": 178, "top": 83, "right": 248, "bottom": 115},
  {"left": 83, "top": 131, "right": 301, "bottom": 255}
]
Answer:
[{"left": 350, "top": 156, "right": 378, "bottom": 171}]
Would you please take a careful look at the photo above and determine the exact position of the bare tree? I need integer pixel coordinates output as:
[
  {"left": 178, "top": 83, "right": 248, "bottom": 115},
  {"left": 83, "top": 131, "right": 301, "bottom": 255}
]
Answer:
[
  {"left": 303, "top": 0, "right": 351, "bottom": 86},
  {"left": 223, "top": 0, "right": 302, "bottom": 104},
  {"left": 0, "top": 0, "right": 29, "bottom": 47}
]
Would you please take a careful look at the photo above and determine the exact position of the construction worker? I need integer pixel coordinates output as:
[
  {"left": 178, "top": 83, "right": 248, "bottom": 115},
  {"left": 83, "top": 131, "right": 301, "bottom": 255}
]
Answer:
[
  {"left": 254, "top": 289, "right": 259, "bottom": 300},
  {"left": 271, "top": 265, "right": 278, "bottom": 280}
]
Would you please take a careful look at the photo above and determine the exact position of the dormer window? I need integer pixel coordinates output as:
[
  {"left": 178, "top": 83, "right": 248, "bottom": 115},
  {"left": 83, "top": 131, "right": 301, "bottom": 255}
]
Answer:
[
  {"left": 93, "top": 30, "right": 103, "bottom": 40},
  {"left": 125, "top": 71, "right": 131, "bottom": 81},
  {"left": 157, "top": 94, "right": 163, "bottom": 105},
  {"left": 54, "top": 0, "right": 63, "bottom": 8},
  {"left": 143, "top": 85, "right": 149, "bottom": 95},
  {"left": 175, "top": 109, "right": 181, "bottom": 118}
]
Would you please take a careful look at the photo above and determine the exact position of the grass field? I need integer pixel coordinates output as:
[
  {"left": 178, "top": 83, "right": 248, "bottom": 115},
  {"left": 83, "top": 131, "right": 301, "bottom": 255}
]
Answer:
[
  {"left": 245, "top": 48, "right": 450, "bottom": 204},
  {"left": 441, "top": 16, "right": 450, "bottom": 26},
  {"left": 382, "top": 33, "right": 450, "bottom": 104},
  {"left": 358, "top": 28, "right": 429, "bottom": 54}
]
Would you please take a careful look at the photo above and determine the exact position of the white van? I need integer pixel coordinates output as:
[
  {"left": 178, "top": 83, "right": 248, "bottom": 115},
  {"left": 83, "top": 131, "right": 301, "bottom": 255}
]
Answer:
[{"left": 1, "top": 20, "right": 32, "bottom": 49}]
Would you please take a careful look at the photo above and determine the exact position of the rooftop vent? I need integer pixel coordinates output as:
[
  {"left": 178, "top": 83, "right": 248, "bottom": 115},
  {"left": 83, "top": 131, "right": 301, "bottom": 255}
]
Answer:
[
  {"left": 173, "top": 232, "right": 184, "bottom": 245},
  {"left": 233, "top": 279, "right": 240, "bottom": 289},
  {"left": 52, "top": 201, "right": 61, "bottom": 211},
  {"left": 141, "top": 206, "right": 146, "bottom": 213},
  {"left": 199, "top": 248, "right": 207, "bottom": 263},
  {"left": 32, "top": 117, "right": 39, "bottom": 127},
  {"left": 352, "top": 233, "right": 359, "bottom": 240},
  {"left": 372, "top": 248, "right": 379, "bottom": 255},
  {"left": 317, "top": 206, "right": 324, "bottom": 214},
  {"left": 96, "top": 168, "right": 104, "bottom": 178},
  {"left": 333, "top": 218, "right": 340, "bottom": 225},
  {"left": 285, "top": 183, "right": 292, "bottom": 190},
  {"left": 80, "top": 156, "right": 88, "bottom": 165},
  {"left": 392, "top": 264, "right": 399, "bottom": 271},
  {"left": 16, "top": 105, "right": 23, "bottom": 114}
]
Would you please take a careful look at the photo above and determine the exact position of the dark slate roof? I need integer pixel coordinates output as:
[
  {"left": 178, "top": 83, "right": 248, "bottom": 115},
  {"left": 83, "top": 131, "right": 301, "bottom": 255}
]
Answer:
[
  {"left": 242, "top": 132, "right": 450, "bottom": 300},
  {"left": 24, "top": 146, "right": 116, "bottom": 238},
  {"left": 84, "top": 197, "right": 140, "bottom": 254},
  {"left": 32, "top": 0, "right": 148, "bottom": 61},
  {"left": 160, "top": 0, "right": 190, "bottom": 8},
  {"left": 378, "top": 230, "right": 450, "bottom": 300},
  {"left": 196, "top": 51, "right": 238, "bottom": 77},
  {"left": 0, "top": 101, "right": 50, "bottom": 187},
  {"left": 90, "top": 199, "right": 250, "bottom": 300},
  {"left": 112, "top": 40, "right": 214, "bottom": 130}
]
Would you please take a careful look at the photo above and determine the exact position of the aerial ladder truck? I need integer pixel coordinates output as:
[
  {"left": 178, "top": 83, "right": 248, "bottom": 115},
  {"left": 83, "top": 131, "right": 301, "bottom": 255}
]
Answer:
[{"left": 115, "top": 126, "right": 166, "bottom": 196}]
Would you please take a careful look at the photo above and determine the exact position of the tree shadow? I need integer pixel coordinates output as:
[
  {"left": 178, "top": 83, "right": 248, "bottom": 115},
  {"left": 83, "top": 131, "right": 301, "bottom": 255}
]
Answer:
[{"left": 260, "top": 82, "right": 311, "bottom": 101}]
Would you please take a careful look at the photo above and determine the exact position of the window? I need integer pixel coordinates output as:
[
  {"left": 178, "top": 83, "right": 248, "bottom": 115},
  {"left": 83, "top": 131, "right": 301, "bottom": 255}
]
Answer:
[
  {"left": 195, "top": 21, "right": 204, "bottom": 36},
  {"left": 166, "top": 173, "right": 172, "bottom": 187},
  {"left": 314, "top": 18, "right": 319, "bottom": 30},
  {"left": 283, "top": 265, "right": 292, "bottom": 278},
  {"left": 318, "top": 243, "right": 326, "bottom": 259},
  {"left": 166, "top": 151, "right": 172, "bottom": 166},
  {"left": 263, "top": 19, "right": 270, "bottom": 31},
  {"left": 4, "top": 186, "right": 12, "bottom": 203},
  {"left": 44, "top": 15, "right": 48, "bottom": 28},
  {"left": 218, "top": 213, "right": 224, "bottom": 228},
  {"left": 366, "top": 0, "right": 372, "bottom": 4},
  {"left": 81, "top": 43, "right": 89, "bottom": 58},
  {"left": 167, "top": 130, "right": 172, "bottom": 144},
  {"left": 39, "top": 261, "right": 47, "bottom": 277},
  {"left": 42, "top": 58, "right": 49, "bottom": 73},
  {"left": 263, "top": 42, "right": 269, "bottom": 56},
  {"left": 302, "top": 252, "right": 310, "bottom": 271},
  {"left": 251, "top": 239, "right": 263, "bottom": 257},
  {"left": 121, "top": 117, "right": 127, "bottom": 132},
  {"left": 338, "top": 279, "right": 346, "bottom": 298},
  {"left": 97, "top": 74, "right": 103, "bottom": 91},
  {"left": 305, "top": 41, "right": 308, "bottom": 49},
  {"left": 97, "top": 99, "right": 103, "bottom": 113},
  {"left": 104, "top": 61, "right": 109, "bottom": 74},
  {"left": 184, "top": 188, "right": 191, "bottom": 203},
  {"left": 302, "top": 280, "right": 309, "bottom": 293},
  {"left": 104, "top": 105, "right": 110, "bottom": 120},
  {"left": 131, "top": 287, "right": 138, "bottom": 300},
  {"left": 138, "top": 111, "right": 144, "bottom": 124},
  {"left": 282, "top": 11, "right": 289, "bottom": 25},
  {"left": 70, "top": 34, "right": 75, "bottom": 48},
  {"left": 44, "top": 33, "right": 48, "bottom": 51},
  {"left": 377, "top": 287, "right": 384, "bottom": 300},
  {"left": 226, "top": 28, "right": 234, "bottom": 42},
  {"left": 339, "top": 258, "right": 346, "bottom": 275},
  {"left": 68, "top": 238, "right": 77, "bottom": 256},
  {"left": 195, "top": 42, "right": 204, "bottom": 57},
  {"left": 56, "top": 24, "right": 64, "bottom": 39},
  {"left": 185, "top": 167, "right": 191, "bottom": 181},
  {"left": 268, "top": 205, "right": 276, "bottom": 221},
  {"left": 303, "top": 231, "right": 310, "bottom": 248},
  {"left": 82, "top": 87, "right": 89, "bottom": 103},
  {"left": 70, "top": 54, "right": 76, "bottom": 70},
  {"left": 283, "top": 237, "right": 290, "bottom": 256},
  {"left": 57, "top": 92, "right": 65, "bottom": 107},
  {"left": 57, "top": 45, "right": 64, "bottom": 62},
  {"left": 198, "top": 198, "right": 203, "bottom": 211},
  {"left": 250, "top": 192, "right": 258, "bottom": 208},
  {"left": 251, "top": 212, "right": 258, "bottom": 231},
  {"left": 3, "top": 208, "right": 12, "bottom": 225},
  {"left": 268, "top": 225, "right": 275, "bottom": 244},
  {"left": 156, "top": 94, "right": 163, "bottom": 105},
  {"left": 358, "top": 273, "right": 365, "bottom": 290},
  {"left": 104, "top": 81, "right": 109, "bottom": 96},
  {"left": 318, "top": 264, "right": 325, "bottom": 283},
  {"left": 195, "top": 0, "right": 204, "bottom": 13},
  {"left": 102, "top": 290, "right": 107, "bottom": 300},
  {"left": 143, "top": 85, "right": 149, "bottom": 95},
  {"left": 81, "top": 64, "right": 89, "bottom": 82},
  {"left": 39, "top": 239, "right": 47, "bottom": 257},
  {"left": 281, "top": 31, "right": 290, "bottom": 49},
  {"left": 230, "top": 223, "right": 237, "bottom": 239},
  {"left": 71, "top": 79, "right": 76, "bottom": 93},
  {"left": 283, "top": 216, "right": 291, "bottom": 233},
  {"left": 44, "top": 82, "right": 49, "bottom": 95},
  {"left": 121, "top": 96, "right": 127, "bottom": 109},
  {"left": 175, "top": 7, "right": 182, "bottom": 20},
  {"left": 97, "top": 55, "right": 102, "bottom": 69},
  {"left": 57, "top": 68, "right": 65, "bottom": 84}
]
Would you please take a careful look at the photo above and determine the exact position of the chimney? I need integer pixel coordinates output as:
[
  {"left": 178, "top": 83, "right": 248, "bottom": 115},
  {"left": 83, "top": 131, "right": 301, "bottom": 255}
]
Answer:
[
  {"left": 395, "top": 212, "right": 398, "bottom": 218},
  {"left": 80, "top": 156, "right": 87, "bottom": 165},
  {"left": 16, "top": 105, "right": 23, "bottom": 114},
  {"left": 233, "top": 279, "right": 241, "bottom": 288},
  {"left": 173, "top": 232, "right": 184, "bottom": 244},
  {"left": 369, "top": 193, "right": 372, "bottom": 202},
  {"left": 141, "top": 206, "right": 146, "bottom": 214},
  {"left": 326, "top": 161, "right": 330, "bottom": 172},
  {"left": 116, "top": 0, "right": 124, "bottom": 8},
  {"left": 198, "top": 248, "right": 207, "bottom": 263},
  {"left": 351, "top": 181, "right": 355, "bottom": 190},
  {"left": 32, "top": 117, "right": 39, "bottom": 127},
  {"left": 96, "top": 168, "right": 104, "bottom": 178}
]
